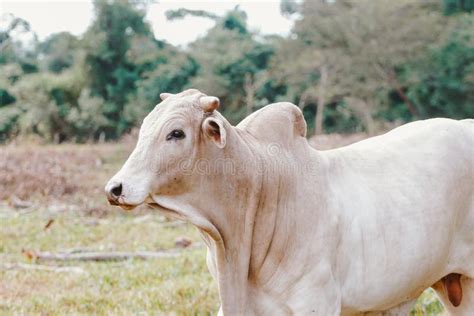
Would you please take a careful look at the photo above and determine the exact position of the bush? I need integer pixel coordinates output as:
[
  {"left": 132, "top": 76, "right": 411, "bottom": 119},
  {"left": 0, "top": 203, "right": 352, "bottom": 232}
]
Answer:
[
  {"left": 0, "top": 105, "right": 22, "bottom": 141},
  {"left": 406, "top": 16, "right": 474, "bottom": 119},
  {"left": 0, "top": 88, "right": 16, "bottom": 107}
]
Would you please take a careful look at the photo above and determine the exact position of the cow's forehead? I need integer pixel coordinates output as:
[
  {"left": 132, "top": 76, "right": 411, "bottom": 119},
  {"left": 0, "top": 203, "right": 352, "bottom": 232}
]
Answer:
[{"left": 140, "top": 96, "right": 202, "bottom": 138}]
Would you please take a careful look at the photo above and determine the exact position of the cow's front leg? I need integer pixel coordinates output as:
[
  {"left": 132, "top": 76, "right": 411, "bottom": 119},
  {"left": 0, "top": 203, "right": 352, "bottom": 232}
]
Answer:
[
  {"left": 296, "top": 267, "right": 342, "bottom": 315},
  {"left": 246, "top": 281, "right": 341, "bottom": 315}
]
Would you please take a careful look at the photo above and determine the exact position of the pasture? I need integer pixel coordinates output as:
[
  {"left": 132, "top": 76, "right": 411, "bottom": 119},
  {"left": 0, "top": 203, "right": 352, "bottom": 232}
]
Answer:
[{"left": 0, "top": 137, "right": 445, "bottom": 315}]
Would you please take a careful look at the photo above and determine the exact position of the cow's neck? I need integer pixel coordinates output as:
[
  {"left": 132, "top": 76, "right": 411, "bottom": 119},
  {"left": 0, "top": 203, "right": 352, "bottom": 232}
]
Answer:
[
  {"left": 195, "top": 131, "right": 308, "bottom": 314},
  {"left": 210, "top": 181, "right": 262, "bottom": 315},
  {"left": 202, "top": 135, "right": 264, "bottom": 314}
]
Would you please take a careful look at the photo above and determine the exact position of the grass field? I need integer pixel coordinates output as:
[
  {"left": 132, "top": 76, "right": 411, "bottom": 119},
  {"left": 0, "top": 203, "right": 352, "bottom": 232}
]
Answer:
[{"left": 0, "top": 137, "right": 445, "bottom": 315}]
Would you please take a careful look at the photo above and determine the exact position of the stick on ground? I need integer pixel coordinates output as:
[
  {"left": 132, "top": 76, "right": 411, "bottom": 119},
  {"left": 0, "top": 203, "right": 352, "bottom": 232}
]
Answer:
[{"left": 31, "top": 250, "right": 181, "bottom": 262}]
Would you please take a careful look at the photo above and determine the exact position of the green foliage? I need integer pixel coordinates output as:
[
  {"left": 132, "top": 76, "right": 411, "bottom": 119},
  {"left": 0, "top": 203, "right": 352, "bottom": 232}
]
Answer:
[
  {"left": 185, "top": 8, "right": 278, "bottom": 122},
  {"left": 411, "top": 288, "right": 445, "bottom": 315},
  {"left": 0, "top": 15, "right": 35, "bottom": 65},
  {"left": 405, "top": 16, "right": 474, "bottom": 119},
  {"left": 67, "top": 89, "right": 109, "bottom": 140},
  {"left": 39, "top": 32, "right": 80, "bottom": 73},
  {"left": 219, "top": 44, "right": 273, "bottom": 88},
  {"left": 19, "top": 60, "right": 38, "bottom": 74},
  {"left": 1, "top": 0, "right": 473, "bottom": 143},
  {"left": 444, "top": 0, "right": 474, "bottom": 14},
  {"left": 301, "top": 101, "right": 362, "bottom": 135},
  {"left": 9, "top": 72, "right": 78, "bottom": 141},
  {"left": 0, "top": 105, "right": 22, "bottom": 141},
  {"left": 165, "top": 8, "right": 219, "bottom": 21},
  {"left": 124, "top": 52, "right": 198, "bottom": 125},
  {"left": 221, "top": 9, "right": 248, "bottom": 34},
  {"left": 280, "top": 0, "right": 299, "bottom": 17},
  {"left": 324, "top": 101, "right": 363, "bottom": 134},
  {"left": 83, "top": 0, "right": 151, "bottom": 138},
  {"left": 0, "top": 88, "right": 15, "bottom": 106}
]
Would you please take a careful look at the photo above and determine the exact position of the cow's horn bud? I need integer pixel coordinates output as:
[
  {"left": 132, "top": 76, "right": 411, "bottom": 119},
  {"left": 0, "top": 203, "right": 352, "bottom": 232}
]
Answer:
[
  {"left": 200, "top": 96, "right": 220, "bottom": 112},
  {"left": 160, "top": 93, "right": 173, "bottom": 101}
]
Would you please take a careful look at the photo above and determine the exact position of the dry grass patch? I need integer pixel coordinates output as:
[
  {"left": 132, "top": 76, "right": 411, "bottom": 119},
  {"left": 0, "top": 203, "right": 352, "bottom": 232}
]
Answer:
[{"left": 0, "top": 143, "right": 127, "bottom": 202}]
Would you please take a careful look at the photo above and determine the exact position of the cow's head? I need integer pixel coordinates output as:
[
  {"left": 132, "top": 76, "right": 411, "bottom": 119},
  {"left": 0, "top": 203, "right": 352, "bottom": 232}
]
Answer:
[{"left": 105, "top": 89, "right": 229, "bottom": 215}]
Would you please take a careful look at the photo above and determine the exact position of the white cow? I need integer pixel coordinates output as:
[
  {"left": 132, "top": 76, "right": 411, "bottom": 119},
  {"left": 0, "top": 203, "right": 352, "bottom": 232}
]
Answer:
[{"left": 106, "top": 89, "right": 474, "bottom": 315}]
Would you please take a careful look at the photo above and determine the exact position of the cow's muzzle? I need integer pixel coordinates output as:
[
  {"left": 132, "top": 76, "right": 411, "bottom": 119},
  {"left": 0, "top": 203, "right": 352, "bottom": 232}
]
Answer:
[
  {"left": 105, "top": 181, "right": 137, "bottom": 210},
  {"left": 105, "top": 181, "right": 122, "bottom": 204}
]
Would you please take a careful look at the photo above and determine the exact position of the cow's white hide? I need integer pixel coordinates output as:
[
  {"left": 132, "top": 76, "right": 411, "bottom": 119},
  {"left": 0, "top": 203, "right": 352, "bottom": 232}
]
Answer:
[{"left": 106, "top": 89, "right": 474, "bottom": 315}]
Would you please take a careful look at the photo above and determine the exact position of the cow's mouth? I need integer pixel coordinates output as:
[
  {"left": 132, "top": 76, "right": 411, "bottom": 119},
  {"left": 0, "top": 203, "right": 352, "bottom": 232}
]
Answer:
[
  {"left": 107, "top": 197, "right": 139, "bottom": 211},
  {"left": 108, "top": 199, "right": 138, "bottom": 211},
  {"left": 114, "top": 202, "right": 139, "bottom": 211}
]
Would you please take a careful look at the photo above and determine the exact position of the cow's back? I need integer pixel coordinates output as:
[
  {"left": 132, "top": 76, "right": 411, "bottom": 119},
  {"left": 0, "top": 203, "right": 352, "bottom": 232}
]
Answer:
[
  {"left": 320, "top": 118, "right": 474, "bottom": 312},
  {"left": 328, "top": 118, "right": 473, "bottom": 179}
]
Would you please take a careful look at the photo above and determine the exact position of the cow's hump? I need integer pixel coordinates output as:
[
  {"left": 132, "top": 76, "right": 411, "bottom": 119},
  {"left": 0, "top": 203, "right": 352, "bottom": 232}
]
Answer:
[{"left": 237, "top": 102, "right": 307, "bottom": 145}]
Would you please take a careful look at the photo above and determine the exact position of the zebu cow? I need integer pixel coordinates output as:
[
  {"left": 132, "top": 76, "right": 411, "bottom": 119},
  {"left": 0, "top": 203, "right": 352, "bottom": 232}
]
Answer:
[{"left": 105, "top": 89, "right": 474, "bottom": 315}]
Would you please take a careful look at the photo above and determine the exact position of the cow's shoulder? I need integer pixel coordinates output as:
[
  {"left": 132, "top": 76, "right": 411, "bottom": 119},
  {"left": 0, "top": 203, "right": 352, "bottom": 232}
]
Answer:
[{"left": 237, "top": 102, "right": 307, "bottom": 145}]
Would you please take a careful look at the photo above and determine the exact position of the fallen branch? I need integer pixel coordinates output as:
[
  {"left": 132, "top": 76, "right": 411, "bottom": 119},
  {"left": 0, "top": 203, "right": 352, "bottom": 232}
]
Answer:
[
  {"left": 31, "top": 250, "right": 182, "bottom": 262},
  {"left": 68, "top": 243, "right": 203, "bottom": 254},
  {"left": 9, "top": 195, "right": 33, "bottom": 209},
  {"left": 1, "top": 263, "right": 86, "bottom": 274}
]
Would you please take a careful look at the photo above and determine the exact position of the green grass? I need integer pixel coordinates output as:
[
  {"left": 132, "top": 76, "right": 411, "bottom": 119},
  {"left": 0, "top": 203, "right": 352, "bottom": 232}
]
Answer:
[
  {"left": 0, "top": 209, "right": 219, "bottom": 315},
  {"left": 411, "top": 288, "right": 445, "bottom": 315}
]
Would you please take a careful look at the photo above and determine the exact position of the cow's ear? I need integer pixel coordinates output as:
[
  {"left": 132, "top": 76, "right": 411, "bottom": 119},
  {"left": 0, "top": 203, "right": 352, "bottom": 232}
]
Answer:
[{"left": 202, "top": 117, "right": 226, "bottom": 148}]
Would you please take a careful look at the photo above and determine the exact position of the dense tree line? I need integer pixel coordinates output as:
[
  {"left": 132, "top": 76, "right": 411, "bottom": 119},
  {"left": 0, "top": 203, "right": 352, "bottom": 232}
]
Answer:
[{"left": 0, "top": 0, "right": 473, "bottom": 142}]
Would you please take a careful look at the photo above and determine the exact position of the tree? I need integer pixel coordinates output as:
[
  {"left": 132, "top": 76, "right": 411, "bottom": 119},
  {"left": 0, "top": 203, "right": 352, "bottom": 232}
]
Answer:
[
  {"left": 0, "top": 14, "right": 37, "bottom": 64},
  {"left": 175, "top": 8, "right": 277, "bottom": 123},
  {"left": 38, "top": 32, "right": 80, "bottom": 73},
  {"left": 280, "top": 0, "right": 299, "bottom": 17},
  {"left": 443, "top": 0, "right": 474, "bottom": 14},
  {"left": 1, "top": 0, "right": 472, "bottom": 143},
  {"left": 269, "top": 38, "right": 332, "bottom": 134},
  {"left": 404, "top": 15, "right": 474, "bottom": 119},
  {"left": 83, "top": 0, "right": 152, "bottom": 138},
  {"left": 165, "top": 8, "right": 219, "bottom": 21},
  {"left": 272, "top": 0, "right": 445, "bottom": 134},
  {"left": 124, "top": 44, "right": 199, "bottom": 125}
]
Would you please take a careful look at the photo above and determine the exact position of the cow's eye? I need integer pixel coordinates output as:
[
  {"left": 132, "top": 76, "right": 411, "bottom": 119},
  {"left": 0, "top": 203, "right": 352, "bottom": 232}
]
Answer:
[{"left": 166, "top": 129, "right": 185, "bottom": 141}]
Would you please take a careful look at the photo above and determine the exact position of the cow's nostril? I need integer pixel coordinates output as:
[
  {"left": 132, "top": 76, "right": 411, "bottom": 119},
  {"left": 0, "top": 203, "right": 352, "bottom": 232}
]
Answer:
[{"left": 111, "top": 183, "right": 122, "bottom": 197}]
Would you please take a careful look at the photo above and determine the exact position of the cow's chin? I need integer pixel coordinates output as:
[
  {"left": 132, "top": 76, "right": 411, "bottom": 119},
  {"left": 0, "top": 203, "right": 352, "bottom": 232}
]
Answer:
[
  {"left": 119, "top": 203, "right": 138, "bottom": 211},
  {"left": 147, "top": 200, "right": 184, "bottom": 221}
]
